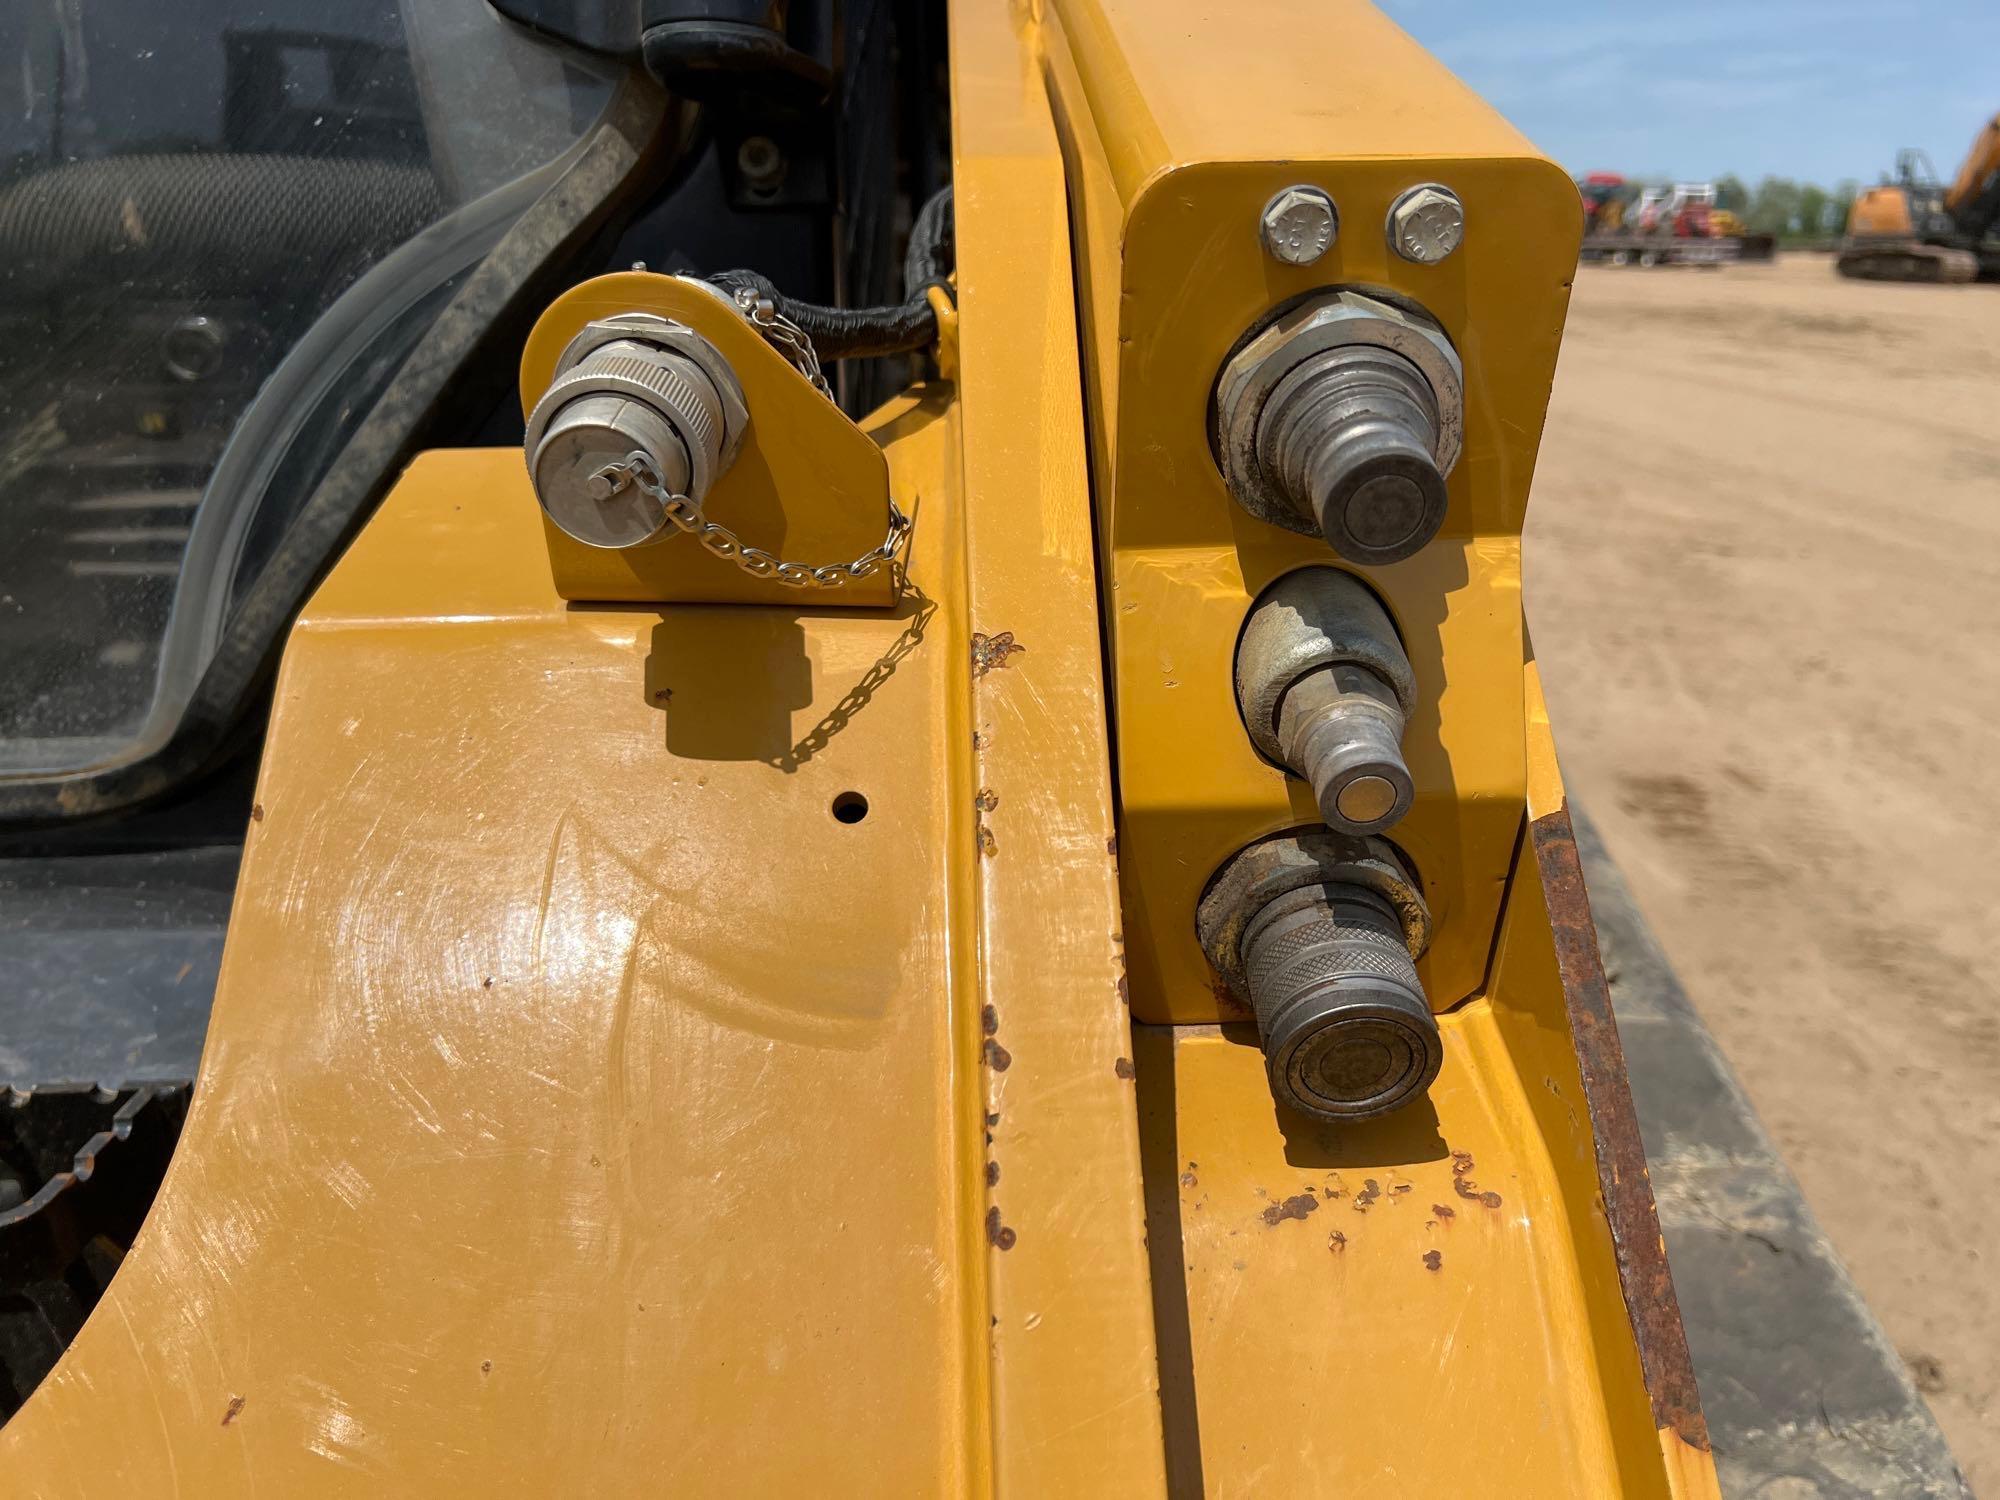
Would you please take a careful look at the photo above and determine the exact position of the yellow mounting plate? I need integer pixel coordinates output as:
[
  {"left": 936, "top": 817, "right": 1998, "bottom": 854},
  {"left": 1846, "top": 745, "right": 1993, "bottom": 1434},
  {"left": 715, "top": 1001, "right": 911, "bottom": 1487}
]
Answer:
[{"left": 519, "top": 272, "right": 899, "bottom": 608}]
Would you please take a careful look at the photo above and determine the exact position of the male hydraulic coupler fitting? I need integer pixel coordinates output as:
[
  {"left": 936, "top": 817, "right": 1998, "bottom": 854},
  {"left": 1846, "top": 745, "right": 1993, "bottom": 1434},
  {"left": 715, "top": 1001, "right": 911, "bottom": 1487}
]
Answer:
[
  {"left": 1198, "top": 832, "right": 1441, "bottom": 1123},
  {"left": 1236, "top": 568, "right": 1417, "bottom": 836},
  {"left": 1213, "top": 291, "right": 1463, "bottom": 566}
]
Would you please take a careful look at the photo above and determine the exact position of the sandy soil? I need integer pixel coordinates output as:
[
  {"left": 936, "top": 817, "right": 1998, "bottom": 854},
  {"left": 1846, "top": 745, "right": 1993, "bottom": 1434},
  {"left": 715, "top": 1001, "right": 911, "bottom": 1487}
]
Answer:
[{"left": 1528, "top": 253, "right": 2000, "bottom": 1490}]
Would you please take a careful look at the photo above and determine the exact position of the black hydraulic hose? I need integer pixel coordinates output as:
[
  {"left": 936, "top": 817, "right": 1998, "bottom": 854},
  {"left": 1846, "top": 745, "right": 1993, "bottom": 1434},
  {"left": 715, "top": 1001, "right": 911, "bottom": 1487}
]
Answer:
[
  {"left": 904, "top": 182, "right": 956, "bottom": 300},
  {"left": 710, "top": 184, "right": 953, "bottom": 361}
]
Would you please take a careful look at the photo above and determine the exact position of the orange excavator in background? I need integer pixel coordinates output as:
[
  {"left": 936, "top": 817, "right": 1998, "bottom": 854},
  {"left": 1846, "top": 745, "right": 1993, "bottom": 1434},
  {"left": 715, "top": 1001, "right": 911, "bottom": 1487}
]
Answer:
[{"left": 1839, "top": 113, "right": 2000, "bottom": 281}]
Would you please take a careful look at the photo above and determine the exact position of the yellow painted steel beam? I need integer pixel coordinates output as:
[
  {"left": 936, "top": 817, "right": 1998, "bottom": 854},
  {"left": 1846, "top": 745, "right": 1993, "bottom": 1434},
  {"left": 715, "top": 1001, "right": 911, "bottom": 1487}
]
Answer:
[{"left": 949, "top": 0, "right": 1169, "bottom": 1488}]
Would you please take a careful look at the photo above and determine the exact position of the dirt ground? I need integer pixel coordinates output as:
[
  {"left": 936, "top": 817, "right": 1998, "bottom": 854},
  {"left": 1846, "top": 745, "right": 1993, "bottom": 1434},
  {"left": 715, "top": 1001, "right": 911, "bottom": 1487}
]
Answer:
[{"left": 1526, "top": 253, "right": 2000, "bottom": 1489}]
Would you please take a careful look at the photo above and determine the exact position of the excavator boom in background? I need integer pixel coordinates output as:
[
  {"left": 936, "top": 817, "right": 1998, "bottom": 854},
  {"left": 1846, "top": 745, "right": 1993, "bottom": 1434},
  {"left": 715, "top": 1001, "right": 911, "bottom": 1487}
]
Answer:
[{"left": 1839, "top": 114, "right": 2000, "bottom": 282}]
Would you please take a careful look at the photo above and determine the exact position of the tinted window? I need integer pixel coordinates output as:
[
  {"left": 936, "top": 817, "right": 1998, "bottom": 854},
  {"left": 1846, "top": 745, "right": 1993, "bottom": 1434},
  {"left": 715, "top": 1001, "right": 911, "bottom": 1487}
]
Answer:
[{"left": 0, "top": 1, "right": 614, "bottom": 777}]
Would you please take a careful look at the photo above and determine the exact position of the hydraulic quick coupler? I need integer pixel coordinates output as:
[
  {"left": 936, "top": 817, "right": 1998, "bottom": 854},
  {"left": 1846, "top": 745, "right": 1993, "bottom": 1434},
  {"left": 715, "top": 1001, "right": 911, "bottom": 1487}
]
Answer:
[
  {"left": 1236, "top": 568, "right": 1416, "bottom": 837},
  {"left": 1212, "top": 291, "right": 1462, "bottom": 566},
  {"left": 1197, "top": 832, "right": 1441, "bottom": 1123}
]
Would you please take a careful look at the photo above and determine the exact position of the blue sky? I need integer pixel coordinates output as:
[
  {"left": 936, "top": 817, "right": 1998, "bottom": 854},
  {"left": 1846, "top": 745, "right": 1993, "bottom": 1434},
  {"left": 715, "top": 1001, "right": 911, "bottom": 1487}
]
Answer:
[{"left": 1379, "top": 1, "right": 2000, "bottom": 186}]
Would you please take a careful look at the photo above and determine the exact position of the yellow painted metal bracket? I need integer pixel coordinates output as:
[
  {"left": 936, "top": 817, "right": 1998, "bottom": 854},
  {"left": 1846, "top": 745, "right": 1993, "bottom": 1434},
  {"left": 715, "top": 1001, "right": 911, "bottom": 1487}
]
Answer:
[
  {"left": 1032, "top": 2, "right": 1720, "bottom": 1494},
  {"left": 1040, "top": 0, "right": 1582, "bottom": 1023},
  {"left": 521, "top": 271, "right": 899, "bottom": 608},
  {"left": 1127, "top": 669, "right": 1717, "bottom": 1498}
]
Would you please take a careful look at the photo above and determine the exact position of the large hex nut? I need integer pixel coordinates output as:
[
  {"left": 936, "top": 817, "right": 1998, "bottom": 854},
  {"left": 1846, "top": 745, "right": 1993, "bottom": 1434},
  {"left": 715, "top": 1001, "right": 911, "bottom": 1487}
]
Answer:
[
  {"left": 1212, "top": 291, "right": 1463, "bottom": 539},
  {"left": 1196, "top": 829, "right": 1431, "bottom": 998}
]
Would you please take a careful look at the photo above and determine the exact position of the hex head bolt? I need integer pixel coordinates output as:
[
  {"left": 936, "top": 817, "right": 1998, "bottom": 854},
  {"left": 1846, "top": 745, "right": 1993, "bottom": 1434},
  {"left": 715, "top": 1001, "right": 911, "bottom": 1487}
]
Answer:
[
  {"left": 1236, "top": 568, "right": 1417, "bottom": 837},
  {"left": 1259, "top": 185, "right": 1339, "bottom": 266},
  {"left": 1387, "top": 183, "right": 1465, "bottom": 265},
  {"left": 1197, "top": 832, "right": 1441, "bottom": 1123}
]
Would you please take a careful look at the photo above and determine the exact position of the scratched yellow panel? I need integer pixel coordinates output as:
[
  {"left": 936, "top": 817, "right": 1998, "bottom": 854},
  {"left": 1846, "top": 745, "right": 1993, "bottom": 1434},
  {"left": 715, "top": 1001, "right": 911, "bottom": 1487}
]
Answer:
[
  {"left": 951, "top": 0, "right": 1172, "bottom": 1489},
  {"left": 1144, "top": 1011, "right": 1651, "bottom": 1499},
  {"left": 1, "top": 429, "right": 989, "bottom": 1495}
]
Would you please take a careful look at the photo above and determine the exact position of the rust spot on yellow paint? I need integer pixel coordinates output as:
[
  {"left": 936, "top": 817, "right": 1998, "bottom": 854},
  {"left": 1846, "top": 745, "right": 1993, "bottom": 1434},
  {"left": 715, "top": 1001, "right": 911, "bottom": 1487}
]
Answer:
[
  {"left": 1353, "top": 1178, "right": 1382, "bottom": 1213},
  {"left": 985, "top": 1206, "right": 1017, "bottom": 1250},
  {"left": 1261, "top": 1193, "right": 1319, "bottom": 1226},
  {"left": 985, "top": 1161, "right": 1000, "bottom": 1187},
  {"left": 1207, "top": 974, "right": 1254, "bottom": 1019},
  {"left": 1114, "top": 1057, "right": 1135, "bottom": 1080},
  {"left": 221, "top": 1395, "right": 246, "bottom": 1426},
  {"left": 1451, "top": 1150, "right": 1504, "bottom": 1208},
  {"left": 975, "top": 788, "right": 999, "bottom": 812},
  {"left": 1423, "top": 1250, "right": 1443, "bottom": 1272},
  {"left": 983, "top": 1038, "right": 1012, "bottom": 1071},
  {"left": 249, "top": 804, "right": 265, "bottom": 823},
  {"left": 971, "top": 630, "right": 1026, "bottom": 676},
  {"left": 982, "top": 1004, "right": 999, "bottom": 1036},
  {"left": 1327, "top": 1229, "right": 1348, "bottom": 1253}
]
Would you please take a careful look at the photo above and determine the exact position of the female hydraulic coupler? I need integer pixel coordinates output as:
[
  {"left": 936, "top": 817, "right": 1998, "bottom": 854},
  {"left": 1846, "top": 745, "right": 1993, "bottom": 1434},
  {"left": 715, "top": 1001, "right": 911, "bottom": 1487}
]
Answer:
[{"left": 1197, "top": 832, "right": 1441, "bottom": 1123}]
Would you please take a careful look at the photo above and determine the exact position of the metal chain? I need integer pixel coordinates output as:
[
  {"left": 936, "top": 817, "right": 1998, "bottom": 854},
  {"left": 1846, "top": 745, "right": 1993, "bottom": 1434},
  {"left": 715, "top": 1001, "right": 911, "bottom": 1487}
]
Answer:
[
  {"left": 730, "top": 286, "right": 835, "bottom": 399},
  {"left": 604, "top": 451, "right": 911, "bottom": 590}
]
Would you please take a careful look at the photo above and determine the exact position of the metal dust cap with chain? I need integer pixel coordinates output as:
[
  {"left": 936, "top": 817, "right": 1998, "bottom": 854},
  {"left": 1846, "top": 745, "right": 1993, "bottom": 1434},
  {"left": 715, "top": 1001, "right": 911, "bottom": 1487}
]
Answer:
[
  {"left": 522, "top": 301, "right": 909, "bottom": 587},
  {"left": 525, "top": 312, "right": 749, "bottom": 550}
]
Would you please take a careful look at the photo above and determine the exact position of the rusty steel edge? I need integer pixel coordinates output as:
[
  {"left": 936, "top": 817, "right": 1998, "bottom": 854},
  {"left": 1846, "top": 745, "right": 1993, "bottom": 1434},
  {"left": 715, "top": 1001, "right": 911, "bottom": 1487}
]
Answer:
[{"left": 1530, "top": 802, "right": 1711, "bottom": 1453}]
